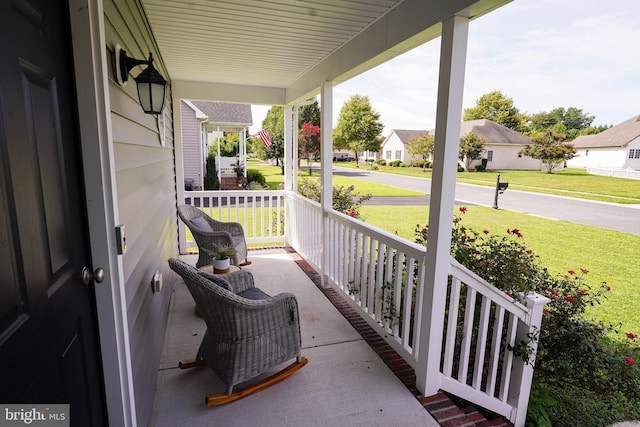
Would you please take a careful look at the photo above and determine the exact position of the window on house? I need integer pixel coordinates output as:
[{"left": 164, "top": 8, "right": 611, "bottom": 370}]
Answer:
[
  {"left": 385, "top": 150, "right": 391, "bottom": 159},
  {"left": 487, "top": 150, "right": 493, "bottom": 162},
  {"left": 395, "top": 150, "right": 402, "bottom": 160},
  {"left": 631, "top": 149, "right": 640, "bottom": 159},
  {"left": 586, "top": 149, "right": 589, "bottom": 156},
  {"left": 628, "top": 149, "right": 634, "bottom": 159},
  {"left": 636, "top": 150, "right": 640, "bottom": 159}
]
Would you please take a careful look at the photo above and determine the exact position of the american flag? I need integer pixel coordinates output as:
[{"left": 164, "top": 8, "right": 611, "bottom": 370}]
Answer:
[{"left": 256, "top": 129, "right": 272, "bottom": 148}]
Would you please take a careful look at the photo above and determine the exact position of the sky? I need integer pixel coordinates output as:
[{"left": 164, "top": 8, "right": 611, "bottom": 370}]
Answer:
[{"left": 250, "top": 0, "right": 640, "bottom": 135}]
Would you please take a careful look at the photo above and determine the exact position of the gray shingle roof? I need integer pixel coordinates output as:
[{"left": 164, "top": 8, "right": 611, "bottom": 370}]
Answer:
[
  {"left": 190, "top": 101, "right": 253, "bottom": 126},
  {"left": 392, "top": 129, "right": 430, "bottom": 144},
  {"left": 425, "top": 119, "right": 531, "bottom": 145},
  {"left": 571, "top": 114, "right": 640, "bottom": 148}
]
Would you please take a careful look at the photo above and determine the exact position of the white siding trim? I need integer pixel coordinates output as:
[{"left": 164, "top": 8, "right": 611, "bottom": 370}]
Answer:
[{"left": 69, "top": 0, "right": 137, "bottom": 425}]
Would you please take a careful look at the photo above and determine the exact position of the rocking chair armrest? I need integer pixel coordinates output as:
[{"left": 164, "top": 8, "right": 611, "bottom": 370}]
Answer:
[{"left": 232, "top": 293, "right": 300, "bottom": 335}]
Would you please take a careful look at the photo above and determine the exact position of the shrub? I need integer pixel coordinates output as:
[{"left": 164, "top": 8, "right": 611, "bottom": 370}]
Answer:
[
  {"left": 416, "top": 160, "right": 432, "bottom": 169},
  {"left": 474, "top": 164, "right": 486, "bottom": 172},
  {"left": 414, "top": 209, "right": 640, "bottom": 426},
  {"left": 389, "top": 160, "right": 402, "bottom": 167},
  {"left": 457, "top": 165, "right": 465, "bottom": 172},
  {"left": 246, "top": 169, "right": 266, "bottom": 185},
  {"left": 370, "top": 164, "right": 379, "bottom": 171},
  {"left": 245, "top": 181, "right": 265, "bottom": 190},
  {"left": 376, "top": 159, "right": 387, "bottom": 165},
  {"left": 204, "top": 154, "right": 220, "bottom": 190},
  {"left": 297, "top": 175, "right": 371, "bottom": 219}
]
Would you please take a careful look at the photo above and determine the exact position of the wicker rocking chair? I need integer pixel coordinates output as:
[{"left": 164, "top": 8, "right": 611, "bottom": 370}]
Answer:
[
  {"left": 178, "top": 204, "right": 249, "bottom": 268},
  {"left": 168, "top": 258, "right": 307, "bottom": 405}
]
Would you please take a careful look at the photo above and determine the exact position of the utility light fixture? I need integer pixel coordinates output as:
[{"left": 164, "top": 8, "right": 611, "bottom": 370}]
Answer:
[{"left": 114, "top": 44, "right": 167, "bottom": 115}]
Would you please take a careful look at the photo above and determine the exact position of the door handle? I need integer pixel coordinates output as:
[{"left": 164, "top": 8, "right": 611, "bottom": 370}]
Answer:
[{"left": 82, "top": 267, "right": 105, "bottom": 285}]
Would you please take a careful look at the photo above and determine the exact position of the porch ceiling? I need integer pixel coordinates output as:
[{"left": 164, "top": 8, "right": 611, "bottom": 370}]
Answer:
[{"left": 141, "top": 0, "right": 510, "bottom": 105}]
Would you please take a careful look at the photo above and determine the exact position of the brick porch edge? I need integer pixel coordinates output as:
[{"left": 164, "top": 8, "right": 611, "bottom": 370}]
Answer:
[{"left": 283, "top": 247, "right": 512, "bottom": 427}]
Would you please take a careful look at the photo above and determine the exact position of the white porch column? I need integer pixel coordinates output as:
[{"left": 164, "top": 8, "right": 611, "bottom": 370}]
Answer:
[
  {"left": 284, "top": 105, "right": 294, "bottom": 192},
  {"left": 416, "top": 15, "right": 469, "bottom": 396},
  {"left": 320, "top": 81, "right": 333, "bottom": 287},
  {"left": 216, "top": 126, "right": 221, "bottom": 184},
  {"left": 241, "top": 127, "right": 247, "bottom": 179},
  {"left": 292, "top": 105, "right": 299, "bottom": 191}
]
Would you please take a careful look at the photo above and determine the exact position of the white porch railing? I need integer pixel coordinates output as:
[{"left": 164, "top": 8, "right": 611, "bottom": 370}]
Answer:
[
  {"left": 180, "top": 190, "right": 548, "bottom": 426},
  {"left": 286, "top": 192, "right": 548, "bottom": 426},
  {"left": 179, "top": 190, "right": 286, "bottom": 251}
]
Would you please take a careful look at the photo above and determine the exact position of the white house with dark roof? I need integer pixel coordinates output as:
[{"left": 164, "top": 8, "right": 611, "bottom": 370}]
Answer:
[
  {"left": 380, "top": 129, "right": 431, "bottom": 164},
  {"left": 567, "top": 114, "right": 640, "bottom": 171},
  {"left": 381, "top": 120, "right": 540, "bottom": 170},
  {"left": 448, "top": 119, "right": 540, "bottom": 170},
  {"left": 181, "top": 100, "right": 252, "bottom": 190}
]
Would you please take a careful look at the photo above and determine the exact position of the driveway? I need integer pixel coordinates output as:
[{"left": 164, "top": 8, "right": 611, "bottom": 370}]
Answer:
[{"left": 332, "top": 166, "right": 640, "bottom": 236}]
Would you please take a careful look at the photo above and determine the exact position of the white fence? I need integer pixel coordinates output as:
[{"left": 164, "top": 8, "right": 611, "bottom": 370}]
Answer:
[
  {"left": 588, "top": 166, "right": 640, "bottom": 180},
  {"left": 181, "top": 190, "right": 548, "bottom": 426}
]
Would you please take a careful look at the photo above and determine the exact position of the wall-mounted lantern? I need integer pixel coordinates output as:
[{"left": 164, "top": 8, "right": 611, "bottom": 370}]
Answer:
[{"left": 114, "top": 44, "right": 167, "bottom": 115}]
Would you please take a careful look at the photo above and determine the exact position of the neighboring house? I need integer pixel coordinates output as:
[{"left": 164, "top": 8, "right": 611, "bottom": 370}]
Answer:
[
  {"left": 429, "top": 119, "right": 540, "bottom": 170},
  {"left": 380, "top": 129, "right": 430, "bottom": 164},
  {"left": 383, "top": 121, "right": 539, "bottom": 170},
  {"left": 567, "top": 114, "right": 640, "bottom": 171},
  {"left": 181, "top": 100, "right": 252, "bottom": 190}
]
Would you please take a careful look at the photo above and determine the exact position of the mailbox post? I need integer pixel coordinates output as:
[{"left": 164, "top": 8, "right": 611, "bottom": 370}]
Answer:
[{"left": 493, "top": 174, "right": 509, "bottom": 209}]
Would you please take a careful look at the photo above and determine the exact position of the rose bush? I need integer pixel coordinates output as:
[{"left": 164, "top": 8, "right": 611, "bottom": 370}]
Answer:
[{"left": 414, "top": 208, "right": 640, "bottom": 426}]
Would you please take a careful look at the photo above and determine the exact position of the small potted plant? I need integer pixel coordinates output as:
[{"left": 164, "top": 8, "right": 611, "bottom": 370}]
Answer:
[{"left": 202, "top": 243, "right": 237, "bottom": 273}]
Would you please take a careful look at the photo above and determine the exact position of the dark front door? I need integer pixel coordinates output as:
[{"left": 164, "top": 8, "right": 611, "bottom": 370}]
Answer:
[{"left": 0, "top": 0, "right": 106, "bottom": 424}]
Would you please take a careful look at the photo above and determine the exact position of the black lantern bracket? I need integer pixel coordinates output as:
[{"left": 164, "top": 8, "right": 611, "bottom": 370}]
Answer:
[{"left": 115, "top": 44, "right": 152, "bottom": 86}]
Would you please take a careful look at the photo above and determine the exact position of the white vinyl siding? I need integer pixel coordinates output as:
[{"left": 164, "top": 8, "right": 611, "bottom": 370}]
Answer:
[{"left": 105, "top": 0, "right": 178, "bottom": 425}]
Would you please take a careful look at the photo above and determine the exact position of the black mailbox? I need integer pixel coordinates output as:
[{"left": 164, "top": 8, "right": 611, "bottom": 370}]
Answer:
[{"left": 493, "top": 174, "right": 508, "bottom": 209}]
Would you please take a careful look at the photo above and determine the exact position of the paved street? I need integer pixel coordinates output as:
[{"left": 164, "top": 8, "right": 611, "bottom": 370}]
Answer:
[{"left": 333, "top": 166, "right": 640, "bottom": 236}]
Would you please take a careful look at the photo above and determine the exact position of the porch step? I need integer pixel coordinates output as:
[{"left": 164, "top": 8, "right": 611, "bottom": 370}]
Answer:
[{"left": 283, "top": 246, "right": 513, "bottom": 427}]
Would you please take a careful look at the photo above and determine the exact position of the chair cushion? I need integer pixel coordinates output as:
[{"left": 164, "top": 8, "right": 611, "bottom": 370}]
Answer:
[
  {"left": 237, "top": 287, "right": 271, "bottom": 301},
  {"left": 198, "top": 271, "right": 233, "bottom": 291},
  {"left": 191, "top": 216, "right": 212, "bottom": 232}
]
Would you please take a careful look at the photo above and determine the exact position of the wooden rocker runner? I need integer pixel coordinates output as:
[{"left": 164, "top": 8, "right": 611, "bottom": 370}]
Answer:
[
  {"left": 168, "top": 258, "right": 307, "bottom": 406},
  {"left": 180, "top": 356, "right": 308, "bottom": 406}
]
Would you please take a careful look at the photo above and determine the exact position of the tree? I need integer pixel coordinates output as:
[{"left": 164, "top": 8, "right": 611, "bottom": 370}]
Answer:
[
  {"left": 521, "top": 128, "right": 576, "bottom": 173},
  {"left": 463, "top": 90, "right": 526, "bottom": 132},
  {"left": 212, "top": 132, "right": 240, "bottom": 157},
  {"left": 333, "top": 94, "right": 384, "bottom": 163},
  {"left": 298, "top": 100, "right": 320, "bottom": 127},
  {"left": 260, "top": 106, "right": 285, "bottom": 173},
  {"left": 299, "top": 122, "right": 320, "bottom": 174},
  {"left": 407, "top": 134, "right": 435, "bottom": 169},
  {"left": 529, "top": 107, "right": 595, "bottom": 140},
  {"left": 458, "top": 132, "right": 487, "bottom": 171}
]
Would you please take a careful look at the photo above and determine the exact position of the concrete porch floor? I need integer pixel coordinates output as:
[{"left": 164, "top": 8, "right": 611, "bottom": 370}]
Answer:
[{"left": 149, "top": 248, "right": 441, "bottom": 427}]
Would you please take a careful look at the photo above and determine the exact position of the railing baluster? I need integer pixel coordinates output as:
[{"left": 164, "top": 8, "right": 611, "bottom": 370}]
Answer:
[
  {"left": 442, "top": 276, "right": 461, "bottom": 376},
  {"left": 486, "top": 305, "right": 505, "bottom": 396},
  {"left": 472, "top": 295, "right": 492, "bottom": 390},
  {"left": 458, "top": 286, "right": 477, "bottom": 383}
]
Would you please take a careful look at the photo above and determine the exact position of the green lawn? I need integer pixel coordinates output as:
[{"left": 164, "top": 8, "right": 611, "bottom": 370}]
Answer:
[
  {"left": 247, "top": 159, "right": 425, "bottom": 196},
  {"left": 246, "top": 159, "right": 640, "bottom": 336},
  {"left": 361, "top": 204, "right": 640, "bottom": 340},
  {"left": 337, "top": 162, "right": 640, "bottom": 204}
]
